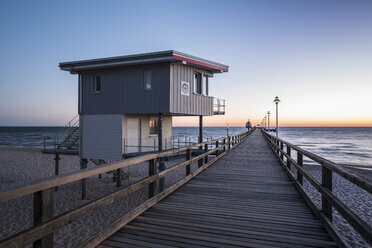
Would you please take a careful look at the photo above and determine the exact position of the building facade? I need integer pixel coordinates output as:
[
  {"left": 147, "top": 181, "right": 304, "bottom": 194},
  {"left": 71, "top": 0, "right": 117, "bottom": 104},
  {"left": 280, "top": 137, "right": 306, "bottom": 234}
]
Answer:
[{"left": 60, "top": 50, "right": 228, "bottom": 160}]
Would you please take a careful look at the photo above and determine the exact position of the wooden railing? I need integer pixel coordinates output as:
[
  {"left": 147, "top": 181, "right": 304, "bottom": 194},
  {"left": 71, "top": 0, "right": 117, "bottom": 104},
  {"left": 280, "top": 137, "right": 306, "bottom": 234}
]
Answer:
[
  {"left": 0, "top": 129, "right": 255, "bottom": 248},
  {"left": 262, "top": 130, "right": 372, "bottom": 248}
]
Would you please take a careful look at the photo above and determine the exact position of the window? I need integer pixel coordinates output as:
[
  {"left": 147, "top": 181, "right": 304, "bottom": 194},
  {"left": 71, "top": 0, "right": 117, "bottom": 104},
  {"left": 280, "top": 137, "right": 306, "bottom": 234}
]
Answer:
[
  {"left": 149, "top": 119, "right": 158, "bottom": 134},
  {"left": 144, "top": 70, "right": 152, "bottom": 90},
  {"left": 202, "top": 75, "right": 208, "bottom": 96},
  {"left": 193, "top": 73, "right": 201, "bottom": 94},
  {"left": 94, "top": 75, "right": 101, "bottom": 93}
]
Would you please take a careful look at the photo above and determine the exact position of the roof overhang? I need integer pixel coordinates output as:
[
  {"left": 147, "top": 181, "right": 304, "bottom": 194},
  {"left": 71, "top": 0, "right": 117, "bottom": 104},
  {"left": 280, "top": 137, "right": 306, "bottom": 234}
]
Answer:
[{"left": 59, "top": 50, "right": 229, "bottom": 74}]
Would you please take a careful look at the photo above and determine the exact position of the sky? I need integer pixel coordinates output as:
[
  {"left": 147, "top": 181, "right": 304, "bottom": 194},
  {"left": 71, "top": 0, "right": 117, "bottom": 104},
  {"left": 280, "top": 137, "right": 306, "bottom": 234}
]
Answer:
[{"left": 0, "top": 0, "right": 371, "bottom": 127}]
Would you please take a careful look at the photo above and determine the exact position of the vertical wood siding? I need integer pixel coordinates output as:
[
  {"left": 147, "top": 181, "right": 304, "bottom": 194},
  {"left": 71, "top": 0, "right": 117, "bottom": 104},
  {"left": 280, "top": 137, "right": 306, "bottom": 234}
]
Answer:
[
  {"left": 81, "top": 63, "right": 170, "bottom": 114},
  {"left": 170, "top": 64, "right": 213, "bottom": 116}
]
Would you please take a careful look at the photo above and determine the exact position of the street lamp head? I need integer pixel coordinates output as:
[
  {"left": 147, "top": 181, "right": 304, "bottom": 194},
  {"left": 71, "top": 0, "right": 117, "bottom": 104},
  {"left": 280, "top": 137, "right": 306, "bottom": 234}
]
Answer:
[
  {"left": 273, "top": 96, "right": 280, "bottom": 104},
  {"left": 267, "top": 111, "right": 270, "bottom": 115}
]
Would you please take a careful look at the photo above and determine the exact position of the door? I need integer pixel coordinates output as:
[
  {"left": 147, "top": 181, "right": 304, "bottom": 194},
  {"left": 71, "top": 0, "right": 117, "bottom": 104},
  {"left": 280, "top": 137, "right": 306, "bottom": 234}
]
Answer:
[{"left": 126, "top": 118, "right": 140, "bottom": 153}]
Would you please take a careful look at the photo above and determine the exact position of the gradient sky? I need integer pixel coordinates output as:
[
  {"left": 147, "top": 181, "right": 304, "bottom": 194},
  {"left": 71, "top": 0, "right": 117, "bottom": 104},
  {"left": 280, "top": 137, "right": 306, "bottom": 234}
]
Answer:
[{"left": 0, "top": 0, "right": 371, "bottom": 127}]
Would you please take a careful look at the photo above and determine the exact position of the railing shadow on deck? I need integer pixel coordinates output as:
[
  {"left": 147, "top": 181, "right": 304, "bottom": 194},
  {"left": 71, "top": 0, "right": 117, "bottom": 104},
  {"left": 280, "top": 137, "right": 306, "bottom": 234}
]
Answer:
[
  {"left": 0, "top": 129, "right": 255, "bottom": 248},
  {"left": 261, "top": 130, "right": 372, "bottom": 248}
]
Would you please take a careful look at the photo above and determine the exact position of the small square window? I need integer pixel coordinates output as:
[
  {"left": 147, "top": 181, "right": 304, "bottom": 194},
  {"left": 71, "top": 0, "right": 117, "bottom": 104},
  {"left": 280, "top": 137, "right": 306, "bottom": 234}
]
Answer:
[
  {"left": 144, "top": 70, "right": 152, "bottom": 90},
  {"left": 149, "top": 119, "right": 158, "bottom": 134},
  {"left": 94, "top": 75, "right": 101, "bottom": 93}
]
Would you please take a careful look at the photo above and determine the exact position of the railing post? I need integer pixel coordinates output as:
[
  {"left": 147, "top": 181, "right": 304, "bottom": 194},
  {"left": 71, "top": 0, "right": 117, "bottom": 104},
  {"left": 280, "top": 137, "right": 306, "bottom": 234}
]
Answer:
[
  {"left": 33, "top": 188, "right": 54, "bottom": 248},
  {"left": 204, "top": 143, "right": 208, "bottom": 164},
  {"left": 80, "top": 158, "right": 88, "bottom": 200},
  {"left": 148, "top": 158, "right": 158, "bottom": 198},
  {"left": 54, "top": 154, "right": 60, "bottom": 191},
  {"left": 286, "top": 146, "right": 291, "bottom": 169},
  {"left": 297, "top": 152, "right": 303, "bottom": 185},
  {"left": 276, "top": 140, "right": 279, "bottom": 155},
  {"left": 280, "top": 142, "right": 284, "bottom": 160},
  {"left": 215, "top": 141, "right": 219, "bottom": 156},
  {"left": 116, "top": 169, "right": 122, "bottom": 187},
  {"left": 228, "top": 136, "right": 231, "bottom": 150},
  {"left": 223, "top": 138, "right": 226, "bottom": 152},
  {"left": 322, "top": 165, "right": 333, "bottom": 221},
  {"left": 186, "top": 148, "right": 191, "bottom": 175}
]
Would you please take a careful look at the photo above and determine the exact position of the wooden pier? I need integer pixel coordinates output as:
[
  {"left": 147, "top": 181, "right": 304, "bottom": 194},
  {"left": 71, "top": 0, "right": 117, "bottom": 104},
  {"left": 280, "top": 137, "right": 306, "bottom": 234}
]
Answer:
[
  {"left": 1, "top": 129, "right": 372, "bottom": 248},
  {"left": 98, "top": 130, "right": 337, "bottom": 248}
]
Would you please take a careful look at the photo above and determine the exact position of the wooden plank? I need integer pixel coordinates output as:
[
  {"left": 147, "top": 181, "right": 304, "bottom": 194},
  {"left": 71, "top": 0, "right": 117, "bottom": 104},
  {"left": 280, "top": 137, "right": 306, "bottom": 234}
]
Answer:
[
  {"left": 101, "top": 130, "right": 336, "bottom": 248},
  {"left": 79, "top": 149, "right": 229, "bottom": 247},
  {"left": 134, "top": 216, "right": 336, "bottom": 246}
]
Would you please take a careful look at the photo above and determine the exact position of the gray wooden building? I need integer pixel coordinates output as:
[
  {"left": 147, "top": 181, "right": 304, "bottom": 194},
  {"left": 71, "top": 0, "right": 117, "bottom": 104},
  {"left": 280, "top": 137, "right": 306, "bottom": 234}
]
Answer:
[{"left": 60, "top": 50, "right": 229, "bottom": 160}]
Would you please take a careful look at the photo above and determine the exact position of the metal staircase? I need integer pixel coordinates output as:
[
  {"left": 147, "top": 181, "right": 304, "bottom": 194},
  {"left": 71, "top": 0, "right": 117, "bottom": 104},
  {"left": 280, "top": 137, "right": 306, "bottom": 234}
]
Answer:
[
  {"left": 42, "top": 115, "right": 80, "bottom": 152},
  {"left": 57, "top": 115, "right": 80, "bottom": 150}
]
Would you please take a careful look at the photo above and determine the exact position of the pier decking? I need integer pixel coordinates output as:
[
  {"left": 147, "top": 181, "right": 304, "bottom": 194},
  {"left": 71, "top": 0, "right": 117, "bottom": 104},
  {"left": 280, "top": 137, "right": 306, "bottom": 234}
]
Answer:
[{"left": 99, "top": 130, "right": 337, "bottom": 248}]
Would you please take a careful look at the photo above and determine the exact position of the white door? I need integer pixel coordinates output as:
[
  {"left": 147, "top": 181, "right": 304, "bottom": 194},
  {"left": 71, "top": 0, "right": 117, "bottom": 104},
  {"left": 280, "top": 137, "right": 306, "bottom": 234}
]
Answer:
[{"left": 126, "top": 118, "right": 140, "bottom": 153}]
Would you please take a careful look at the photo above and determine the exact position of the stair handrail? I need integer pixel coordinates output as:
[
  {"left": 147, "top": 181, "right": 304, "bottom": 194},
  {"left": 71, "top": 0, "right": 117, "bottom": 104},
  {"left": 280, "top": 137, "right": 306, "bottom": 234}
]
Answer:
[{"left": 59, "top": 115, "right": 79, "bottom": 140}]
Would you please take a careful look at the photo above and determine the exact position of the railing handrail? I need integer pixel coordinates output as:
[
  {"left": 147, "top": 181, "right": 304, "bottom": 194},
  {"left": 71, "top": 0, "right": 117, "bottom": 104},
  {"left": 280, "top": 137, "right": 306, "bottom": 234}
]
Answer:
[
  {"left": 0, "top": 129, "right": 255, "bottom": 248},
  {"left": 261, "top": 130, "right": 372, "bottom": 247},
  {"left": 263, "top": 131, "right": 372, "bottom": 194},
  {"left": 0, "top": 131, "right": 249, "bottom": 203}
]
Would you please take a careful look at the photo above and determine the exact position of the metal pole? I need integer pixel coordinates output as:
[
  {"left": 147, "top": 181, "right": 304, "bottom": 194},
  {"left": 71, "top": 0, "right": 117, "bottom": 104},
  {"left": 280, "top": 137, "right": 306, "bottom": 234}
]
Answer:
[{"left": 276, "top": 103, "right": 278, "bottom": 137}]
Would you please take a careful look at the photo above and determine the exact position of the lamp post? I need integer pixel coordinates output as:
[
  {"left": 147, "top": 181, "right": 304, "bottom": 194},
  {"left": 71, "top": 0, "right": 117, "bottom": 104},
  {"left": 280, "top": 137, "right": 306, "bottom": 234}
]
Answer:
[
  {"left": 267, "top": 111, "right": 271, "bottom": 131},
  {"left": 273, "top": 96, "right": 280, "bottom": 137},
  {"left": 264, "top": 116, "right": 267, "bottom": 130}
]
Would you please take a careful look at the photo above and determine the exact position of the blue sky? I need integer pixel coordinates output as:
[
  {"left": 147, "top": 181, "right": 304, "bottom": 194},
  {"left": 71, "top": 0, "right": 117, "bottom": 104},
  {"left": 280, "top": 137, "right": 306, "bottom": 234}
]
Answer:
[{"left": 0, "top": 0, "right": 371, "bottom": 126}]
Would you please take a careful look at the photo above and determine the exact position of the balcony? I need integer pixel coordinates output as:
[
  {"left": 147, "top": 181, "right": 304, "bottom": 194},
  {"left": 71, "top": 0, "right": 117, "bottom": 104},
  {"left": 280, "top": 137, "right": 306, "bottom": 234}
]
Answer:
[{"left": 213, "top": 98, "right": 226, "bottom": 115}]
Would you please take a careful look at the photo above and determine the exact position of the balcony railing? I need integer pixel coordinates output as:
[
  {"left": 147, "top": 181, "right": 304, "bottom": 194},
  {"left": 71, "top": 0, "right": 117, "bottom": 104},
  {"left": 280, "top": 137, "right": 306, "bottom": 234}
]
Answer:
[{"left": 213, "top": 98, "right": 226, "bottom": 115}]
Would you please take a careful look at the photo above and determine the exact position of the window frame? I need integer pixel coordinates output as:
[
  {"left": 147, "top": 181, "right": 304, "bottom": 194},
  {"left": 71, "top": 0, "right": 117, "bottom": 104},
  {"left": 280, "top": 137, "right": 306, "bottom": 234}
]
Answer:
[
  {"left": 149, "top": 119, "right": 158, "bottom": 135},
  {"left": 93, "top": 74, "right": 101, "bottom": 94},
  {"left": 202, "top": 75, "right": 208, "bottom": 96},
  {"left": 193, "top": 72, "right": 201, "bottom": 94},
  {"left": 143, "top": 69, "right": 152, "bottom": 91}
]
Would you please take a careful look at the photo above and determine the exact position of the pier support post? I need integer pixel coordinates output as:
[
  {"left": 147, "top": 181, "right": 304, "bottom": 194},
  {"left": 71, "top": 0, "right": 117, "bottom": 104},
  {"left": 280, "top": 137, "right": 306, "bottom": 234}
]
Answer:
[
  {"left": 286, "top": 146, "right": 291, "bottom": 169},
  {"left": 158, "top": 114, "right": 165, "bottom": 192},
  {"left": 322, "top": 165, "right": 333, "bottom": 221},
  {"left": 80, "top": 158, "right": 88, "bottom": 200},
  {"left": 148, "top": 158, "right": 158, "bottom": 198},
  {"left": 297, "top": 153, "right": 303, "bottom": 185},
  {"left": 33, "top": 188, "right": 54, "bottom": 248},
  {"left": 54, "top": 154, "right": 61, "bottom": 191}
]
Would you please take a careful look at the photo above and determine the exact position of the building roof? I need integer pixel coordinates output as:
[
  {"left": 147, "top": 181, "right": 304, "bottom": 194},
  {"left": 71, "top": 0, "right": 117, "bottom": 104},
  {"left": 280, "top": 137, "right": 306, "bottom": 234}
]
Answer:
[{"left": 59, "top": 50, "right": 229, "bottom": 74}]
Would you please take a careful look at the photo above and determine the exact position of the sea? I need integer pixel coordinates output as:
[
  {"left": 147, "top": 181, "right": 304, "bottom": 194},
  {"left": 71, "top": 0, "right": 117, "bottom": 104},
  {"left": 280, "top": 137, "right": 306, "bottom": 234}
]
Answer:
[{"left": 0, "top": 126, "right": 371, "bottom": 168}]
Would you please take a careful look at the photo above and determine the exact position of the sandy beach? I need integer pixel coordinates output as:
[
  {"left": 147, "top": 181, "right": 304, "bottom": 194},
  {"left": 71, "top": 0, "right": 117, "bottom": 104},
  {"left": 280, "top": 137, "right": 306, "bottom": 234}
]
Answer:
[
  {"left": 0, "top": 146, "right": 195, "bottom": 247},
  {"left": 0, "top": 146, "right": 371, "bottom": 247},
  {"left": 289, "top": 162, "right": 372, "bottom": 248}
]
